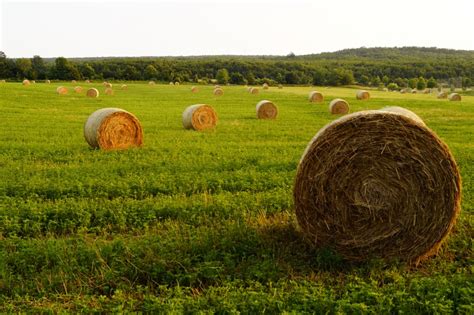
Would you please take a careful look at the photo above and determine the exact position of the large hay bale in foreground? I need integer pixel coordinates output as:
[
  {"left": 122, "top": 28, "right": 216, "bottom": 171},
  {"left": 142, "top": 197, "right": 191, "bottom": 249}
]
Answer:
[
  {"left": 448, "top": 93, "right": 461, "bottom": 101},
  {"left": 56, "top": 86, "right": 68, "bottom": 95},
  {"left": 256, "top": 100, "right": 278, "bottom": 119},
  {"left": 84, "top": 108, "right": 143, "bottom": 150},
  {"left": 74, "top": 86, "right": 83, "bottom": 93},
  {"left": 294, "top": 107, "right": 461, "bottom": 263},
  {"left": 213, "top": 87, "right": 224, "bottom": 96},
  {"left": 182, "top": 104, "right": 218, "bottom": 130},
  {"left": 308, "top": 91, "right": 324, "bottom": 103},
  {"left": 437, "top": 91, "right": 448, "bottom": 99},
  {"left": 86, "top": 88, "right": 99, "bottom": 98},
  {"left": 22, "top": 79, "right": 30, "bottom": 86},
  {"left": 329, "top": 99, "right": 349, "bottom": 114},
  {"left": 356, "top": 90, "right": 370, "bottom": 100}
]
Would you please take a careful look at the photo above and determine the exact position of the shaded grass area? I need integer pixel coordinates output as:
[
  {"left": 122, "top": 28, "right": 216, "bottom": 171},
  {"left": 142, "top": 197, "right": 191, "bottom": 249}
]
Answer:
[{"left": 0, "top": 82, "right": 473, "bottom": 312}]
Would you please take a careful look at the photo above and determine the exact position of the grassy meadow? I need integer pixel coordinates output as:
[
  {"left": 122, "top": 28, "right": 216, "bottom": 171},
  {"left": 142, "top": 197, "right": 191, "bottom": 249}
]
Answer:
[{"left": 0, "top": 82, "right": 472, "bottom": 313}]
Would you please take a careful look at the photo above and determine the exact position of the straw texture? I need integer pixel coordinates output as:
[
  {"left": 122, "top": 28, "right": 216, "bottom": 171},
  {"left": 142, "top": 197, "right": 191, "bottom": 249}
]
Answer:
[
  {"left": 191, "top": 86, "right": 199, "bottom": 93},
  {"left": 329, "top": 99, "right": 349, "bottom": 114},
  {"left": 256, "top": 100, "right": 278, "bottom": 119},
  {"left": 105, "top": 88, "right": 114, "bottom": 95},
  {"left": 437, "top": 92, "right": 448, "bottom": 99},
  {"left": 74, "top": 86, "right": 83, "bottom": 93},
  {"left": 448, "top": 93, "right": 461, "bottom": 101},
  {"left": 182, "top": 104, "right": 218, "bottom": 131},
  {"left": 22, "top": 80, "right": 30, "bottom": 86},
  {"left": 294, "top": 107, "right": 461, "bottom": 263},
  {"left": 250, "top": 87, "right": 259, "bottom": 95},
  {"left": 84, "top": 108, "right": 143, "bottom": 150},
  {"left": 356, "top": 90, "right": 370, "bottom": 100},
  {"left": 86, "top": 88, "right": 99, "bottom": 98},
  {"left": 213, "top": 87, "right": 224, "bottom": 96},
  {"left": 56, "top": 86, "right": 68, "bottom": 95}
]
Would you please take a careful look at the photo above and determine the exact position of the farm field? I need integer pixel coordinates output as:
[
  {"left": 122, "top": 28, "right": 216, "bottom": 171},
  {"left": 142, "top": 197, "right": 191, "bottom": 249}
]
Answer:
[{"left": 0, "top": 82, "right": 472, "bottom": 312}]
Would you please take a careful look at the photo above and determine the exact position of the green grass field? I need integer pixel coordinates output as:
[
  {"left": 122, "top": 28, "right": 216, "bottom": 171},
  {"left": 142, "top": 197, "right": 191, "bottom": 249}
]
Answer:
[{"left": 0, "top": 82, "right": 472, "bottom": 313}]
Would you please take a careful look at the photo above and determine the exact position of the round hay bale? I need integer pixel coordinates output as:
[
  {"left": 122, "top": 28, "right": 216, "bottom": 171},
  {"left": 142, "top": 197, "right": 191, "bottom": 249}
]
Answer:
[
  {"left": 45, "top": 80, "right": 51, "bottom": 84},
  {"left": 214, "top": 84, "right": 221, "bottom": 89},
  {"left": 294, "top": 107, "right": 461, "bottom": 263},
  {"left": 329, "top": 98, "right": 349, "bottom": 115},
  {"left": 278, "top": 84, "right": 283, "bottom": 89},
  {"left": 423, "top": 89, "right": 431, "bottom": 94},
  {"left": 0, "top": 79, "right": 5, "bottom": 83},
  {"left": 85, "top": 80, "right": 90, "bottom": 84},
  {"left": 262, "top": 83, "right": 269, "bottom": 90},
  {"left": 74, "top": 86, "right": 83, "bottom": 93},
  {"left": 86, "top": 88, "right": 99, "bottom": 98},
  {"left": 256, "top": 100, "right": 278, "bottom": 119},
  {"left": 149, "top": 81, "right": 155, "bottom": 85},
  {"left": 84, "top": 108, "right": 143, "bottom": 150},
  {"left": 182, "top": 104, "right": 218, "bottom": 131},
  {"left": 448, "top": 93, "right": 461, "bottom": 101},
  {"left": 250, "top": 87, "right": 259, "bottom": 95},
  {"left": 213, "top": 87, "right": 224, "bottom": 96},
  {"left": 380, "top": 106, "right": 425, "bottom": 127},
  {"left": 246, "top": 87, "right": 252, "bottom": 92},
  {"left": 105, "top": 83, "right": 113, "bottom": 88},
  {"left": 308, "top": 91, "right": 324, "bottom": 103},
  {"left": 121, "top": 84, "right": 128, "bottom": 90},
  {"left": 383, "top": 88, "right": 388, "bottom": 92},
  {"left": 191, "top": 86, "right": 199, "bottom": 93},
  {"left": 412, "top": 89, "right": 417, "bottom": 94},
  {"left": 56, "top": 86, "right": 68, "bottom": 95},
  {"left": 169, "top": 82, "right": 174, "bottom": 85},
  {"left": 31, "top": 80, "right": 36, "bottom": 84},
  {"left": 175, "top": 82, "right": 180, "bottom": 86},
  {"left": 104, "top": 87, "right": 114, "bottom": 95},
  {"left": 437, "top": 91, "right": 448, "bottom": 99},
  {"left": 356, "top": 90, "right": 370, "bottom": 100},
  {"left": 22, "top": 79, "right": 31, "bottom": 86},
  {"left": 71, "top": 80, "right": 76, "bottom": 83}
]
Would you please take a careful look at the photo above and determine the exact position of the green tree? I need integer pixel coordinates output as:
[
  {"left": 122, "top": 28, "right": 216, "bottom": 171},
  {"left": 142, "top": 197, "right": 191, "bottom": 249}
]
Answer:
[
  {"left": 382, "top": 75, "right": 390, "bottom": 86},
  {"left": 416, "top": 77, "right": 426, "bottom": 90},
  {"left": 145, "top": 64, "right": 158, "bottom": 80},
  {"left": 229, "top": 72, "right": 246, "bottom": 85},
  {"left": 427, "top": 77, "right": 437, "bottom": 89},
  {"left": 462, "top": 77, "right": 472, "bottom": 89},
  {"left": 80, "top": 63, "right": 96, "bottom": 79},
  {"left": 359, "top": 75, "right": 370, "bottom": 86},
  {"left": 31, "top": 55, "right": 47, "bottom": 79},
  {"left": 408, "top": 78, "right": 418, "bottom": 89},
  {"left": 387, "top": 83, "right": 399, "bottom": 91},
  {"left": 216, "top": 68, "right": 230, "bottom": 84},
  {"left": 16, "top": 58, "right": 32, "bottom": 79},
  {"left": 54, "top": 57, "right": 81, "bottom": 80},
  {"left": 371, "top": 76, "right": 381, "bottom": 87}
]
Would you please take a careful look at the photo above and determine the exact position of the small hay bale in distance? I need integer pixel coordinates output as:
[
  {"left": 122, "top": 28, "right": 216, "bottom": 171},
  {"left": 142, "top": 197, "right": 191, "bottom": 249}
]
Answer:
[
  {"left": 329, "top": 98, "right": 349, "bottom": 115},
  {"left": 213, "top": 87, "right": 224, "bottom": 96},
  {"left": 356, "top": 90, "right": 370, "bottom": 100},
  {"left": 278, "top": 84, "right": 283, "bottom": 89},
  {"left": 85, "top": 80, "right": 90, "bottom": 84},
  {"left": 175, "top": 82, "right": 180, "bottom": 86},
  {"left": 22, "top": 79, "right": 31, "bottom": 86},
  {"left": 86, "top": 88, "right": 99, "bottom": 98},
  {"left": 31, "top": 80, "right": 36, "bottom": 84},
  {"left": 84, "top": 108, "right": 143, "bottom": 150},
  {"left": 448, "top": 93, "right": 461, "bottom": 101},
  {"left": 308, "top": 91, "right": 324, "bottom": 103},
  {"left": 104, "top": 82, "right": 112, "bottom": 88},
  {"left": 56, "top": 86, "right": 68, "bottom": 95},
  {"left": 191, "top": 86, "right": 199, "bottom": 93},
  {"left": 182, "top": 104, "right": 218, "bottom": 131},
  {"left": 74, "top": 86, "right": 83, "bottom": 93},
  {"left": 294, "top": 107, "right": 461, "bottom": 263},
  {"left": 249, "top": 87, "right": 259, "bottom": 95},
  {"left": 149, "top": 81, "right": 156, "bottom": 85},
  {"left": 423, "top": 89, "right": 431, "bottom": 94},
  {"left": 0, "top": 79, "right": 5, "bottom": 83},
  {"left": 169, "top": 82, "right": 174, "bottom": 85},
  {"left": 262, "top": 83, "right": 269, "bottom": 90},
  {"left": 71, "top": 80, "right": 76, "bottom": 83},
  {"left": 45, "top": 79, "right": 51, "bottom": 84},
  {"left": 105, "top": 87, "right": 114, "bottom": 95},
  {"left": 121, "top": 84, "right": 128, "bottom": 90},
  {"left": 256, "top": 100, "right": 278, "bottom": 119},
  {"left": 437, "top": 91, "right": 448, "bottom": 99},
  {"left": 412, "top": 89, "right": 417, "bottom": 94}
]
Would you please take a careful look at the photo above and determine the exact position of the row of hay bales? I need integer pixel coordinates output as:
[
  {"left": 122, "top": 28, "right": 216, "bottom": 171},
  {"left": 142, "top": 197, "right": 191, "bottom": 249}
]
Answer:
[
  {"left": 308, "top": 90, "right": 370, "bottom": 115},
  {"left": 83, "top": 103, "right": 461, "bottom": 264}
]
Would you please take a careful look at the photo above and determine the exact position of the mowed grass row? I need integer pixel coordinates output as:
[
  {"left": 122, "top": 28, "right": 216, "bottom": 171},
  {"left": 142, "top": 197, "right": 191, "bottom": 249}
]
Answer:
[{"left": 0, "top": 82, "right": 472, "bottom": 312}]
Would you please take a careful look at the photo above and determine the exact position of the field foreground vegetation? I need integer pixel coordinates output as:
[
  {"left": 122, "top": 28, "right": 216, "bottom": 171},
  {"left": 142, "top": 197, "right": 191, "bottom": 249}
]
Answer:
[{"left": 0, "top": 82, "right": 472, "bottom": 313}]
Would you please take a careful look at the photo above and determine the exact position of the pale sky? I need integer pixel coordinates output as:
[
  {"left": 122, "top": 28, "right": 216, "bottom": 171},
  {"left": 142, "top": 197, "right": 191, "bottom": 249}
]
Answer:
[{"left": 1, "top": 0, "right": 473, "bottom": 58}]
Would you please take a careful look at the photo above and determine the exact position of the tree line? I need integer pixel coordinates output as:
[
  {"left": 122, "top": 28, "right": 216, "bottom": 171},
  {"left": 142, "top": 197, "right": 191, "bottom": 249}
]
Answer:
[{"left": 0, "top": 47, "right": 472, "bottom": 88}]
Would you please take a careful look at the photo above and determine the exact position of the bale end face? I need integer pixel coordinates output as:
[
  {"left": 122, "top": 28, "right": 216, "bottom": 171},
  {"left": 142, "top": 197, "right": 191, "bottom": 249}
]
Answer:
[
  {"left": 256, "top": 100, "right": 278, "bottom": 119},
  {"left": 294, "top": 108, "right": 461, "bottom": 263},
  {"left": 309, "top": 91, "right": 324, "bottom": 103},
  {"left": 448, "top": 93, "right": 461, "bottom": 101},
  {"left": 104, "top": 88, "right": 114, "bottom": 95},
  {"left": 213, "top": 88, "right": 224, "bottom": 96},
  {"left": 86, "top": 88, "right": 99, "bottom": 98},
  {"left": 329, "top": 99, "right": 349, "bottom": 114},
  {"left": 56, "top": 86, "right": 68, "bottom": 95},
  {"left": 84, "top": 108, "right": 143, "bottom": 150},
  {"left": 356, "top": 90, "right": 370, "bottom": 100},
  {"left": 182, "top": 104, "right": 218, "bottom": 131}
]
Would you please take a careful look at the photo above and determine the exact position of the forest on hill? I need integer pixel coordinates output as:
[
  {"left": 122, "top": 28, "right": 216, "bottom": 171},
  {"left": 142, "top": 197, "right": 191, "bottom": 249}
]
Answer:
[{"left": 1, "top": 47, "right": 473, "bottom": 88}]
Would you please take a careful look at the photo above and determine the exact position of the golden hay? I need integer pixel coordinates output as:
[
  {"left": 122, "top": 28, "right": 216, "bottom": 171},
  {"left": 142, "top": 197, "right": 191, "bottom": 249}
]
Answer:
[
  {"left": 213, "top": 87, "right": 224, "bottom": 96},
  {"left": 121, "top": 84, "right": 128, "bottom": 90},
  {"left": 380, "top": 106, "right": 426, "bottom": 127},
  {"left": 182, "top": 104, "right": 218, "bottom": 131},
  {"left": 104, "top": 87, "right": 114, "bottom": 95},
  {"left": 191, "top": 86, "right": 199, "bottom": 93},
  {"left": 278, "top": 84, "right": 283, "bottom": 89},
  {"left": 256, "top": 100, "right": 278, "bottom": 119},
  {"left": 0, "top": 80, "right": 5, "bottom": 83},
  {"left": 45, "top": 80, "right": 51, "bottom": 84},
  {"left": 56, "top": 86, "right": 68, "bottom": 95},
  {"left": 71, "top": 80, "right": 76, "bottom": 83},
  {"left": 329, "top": 98, "right": 349, "bottom": 114},
  {"left": 74, "top": 86, "right": 83, "bottom": 93},
  {"left": 250, "top": 87, "right": 259, "bottom": 95},
  {"left": 105, "top": 82, "right": 112, "bottom": 88},
  {"left": 437, "top": 91, "right": 448, "bottom": 99},
  {"left": 448, "top": 93, "right": 461, "bottom": 101},
  {"left": 169, "top": 82, "right": 174, "bottom": 85},
  {"left": 86, "top": 88, "right": 99, "bottom": 98},
  {"left": 308, "top": 91, "right": 324, "bottom": 103},
  {"left": 262, "top": 83, "right": 269, "bottom": 90},
  {"left": 175, "top": 82, "right": 180, "bottom": 86},
  {"left": 85, "top": 80, "right": 90, "bottom": 84},
  {"left": 356, "top": 90, "right": 370, "bottom": 100},
  {"left": 31, "top": 80, "right": 36, "bottom": 84},
  {"left": 149, "top": 81, "right": 156, "bottom": 85},
  {"left": 84, "top": 108, "right": 143, "bottom": 150},
  {"left": 22, "top": 79, "right": 30, "bottom": 86},
  {"left": 424, "top": 89, "right": 431, "bottom": 94},
  {"left": 294, "top": 107, "right": 461, "bottom": 263},
  {"left": 412, "top": 89, "right": 417, "bottom": 94}
]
